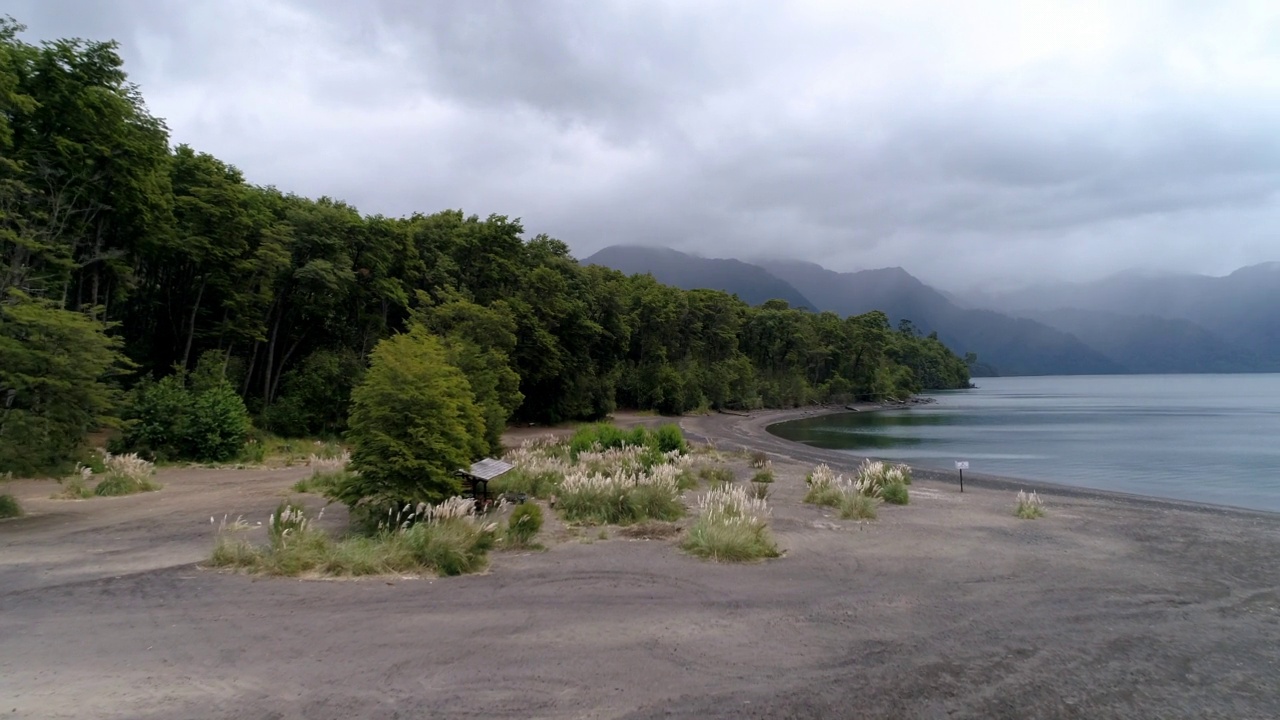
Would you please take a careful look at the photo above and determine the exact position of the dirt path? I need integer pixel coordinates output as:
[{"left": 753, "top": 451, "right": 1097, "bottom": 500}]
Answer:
[{"left": 2, "top": 416, "right": 1279, "bottom": 719}]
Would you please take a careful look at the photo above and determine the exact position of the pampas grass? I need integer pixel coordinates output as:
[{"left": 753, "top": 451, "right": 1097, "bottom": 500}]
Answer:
[
  {"left": 681, "top": 484, "right": 780, "bottom": 562},
  {"left": 805, "top": 463, "right": 885, "bottom": 517},
  {"left": 93, "top": 453, "right": 161, "bottom": 496},
  {"left": 1015, "top": 490, "right": 1045, "bottom": 519},
  {"left": 210, "top": 497, "right": 499, "bottom": 577}
]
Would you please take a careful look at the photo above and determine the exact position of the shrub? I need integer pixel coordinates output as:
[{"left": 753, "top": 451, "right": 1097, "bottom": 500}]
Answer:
[
  {"left": 751, "top": 468, "right": 775, "bottom": 484},
  {"left": 750, "top": 481, "right": 770, "bottom": 501},
  {"left": 117, "top": 358, "right": 251, "bottom": 463},
  {"left": 803, "top": 464, "right": 846, "bottom": 507},
  {"left": 681, "top": 484, "right": 779, "bottom": 562},
  {"left": 93, "top": 453, "right": 160, "bottom": 496},
  {"left": 1015, "top": 490, "right": 1045, "bottom": 519},
  {"left": 0, "top": 494, "right": 22, "bottom": 519},
  {"left": 261, "top": 349, "right": 364, "bottom": 437},
  {"left": 652, "top": 424, "right": 688, "bottom": 454},
  {"left": 339, "top": 326, "right": 487, "bottom": 509},
  {"left": 749, "top": 451, "right": 770, "bottom": 469},
  {"left": 881, "top": 481, "right": 909, "bottom": 505},
  {"left": 506, "top": 503, "right": 544, "bottom": 546}
]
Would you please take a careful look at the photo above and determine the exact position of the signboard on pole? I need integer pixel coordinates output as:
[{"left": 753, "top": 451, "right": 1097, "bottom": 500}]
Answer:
[{"left": 955, "top": 461, "right": 969, "bottom": 470}]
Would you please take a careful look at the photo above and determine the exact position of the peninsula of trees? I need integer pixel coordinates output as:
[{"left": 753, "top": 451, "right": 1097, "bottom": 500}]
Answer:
[{"left": 0, "top": 18, "right": 969, "bottom": 476}]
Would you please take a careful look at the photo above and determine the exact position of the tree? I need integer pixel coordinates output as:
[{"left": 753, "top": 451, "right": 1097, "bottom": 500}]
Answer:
[{"left": 339, "top": 326, "right": 487, "bottom": 509}]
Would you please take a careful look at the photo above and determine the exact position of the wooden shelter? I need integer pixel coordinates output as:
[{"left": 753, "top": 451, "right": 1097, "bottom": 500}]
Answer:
[{"left": 456, "top": 458, "right": 514, "bottom": 509}]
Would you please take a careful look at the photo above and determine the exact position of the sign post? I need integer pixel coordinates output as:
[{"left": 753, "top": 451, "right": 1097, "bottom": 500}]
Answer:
[{"left": 954, "top": 461, "right": 969, "bottom": 492}]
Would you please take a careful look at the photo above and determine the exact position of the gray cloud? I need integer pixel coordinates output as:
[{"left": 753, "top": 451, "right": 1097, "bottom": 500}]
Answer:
[{"left": 9, "top": 0, "right": 1280, "bottom": 288}]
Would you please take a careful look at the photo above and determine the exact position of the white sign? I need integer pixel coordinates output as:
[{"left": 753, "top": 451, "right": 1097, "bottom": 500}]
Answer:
[{"left": 955, "top": 461, "right": 969, "bottom": 470}]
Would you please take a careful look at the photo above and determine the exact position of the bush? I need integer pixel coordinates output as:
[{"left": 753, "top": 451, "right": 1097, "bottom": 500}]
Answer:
[
  {"left": 750, "top": 481, "right": 770, "bottom": 500},
  {"left": 338, "top": 326, "right": 488, "bottom": 509},
  {"left": 803, "top": 464, "right": 846, "bottom": 507},
  {"left": 1015, "top": 490, "right": 1045, "bottom": 519},
  {"left": 681, "top": 484, "right": 779, "bottom": 562},
  {"left": 652, "top": 424, "right": 688, "bottom": 454},
  {"left": 881, "top": 481, "right": 909, "bottom": 505},
  {"left": 261, "top": 349, "right": 364, "bottom": 437},
  {"left": 749, "top": 451, "right": 770, "bottom": 469},
  {"left": 117, "top": 357, "right": 251, "bottom": 463},
  {"left": 53, "top": 478, "right": 95, "bottom": 499},
  {"left": 505, "top": 503, "right": 543, "bottom": 546},
  {"left": 806, "top": 463, "right": 885, "bottom": 517},
  {"left": 752, "top": 468, "right": 775, "bottom": 484},
  {"left": 0, "top": 494, "right": 22, "bottom": 519},
  {"left": 568, "top": 423, "right": 646, "bottom": 457}
]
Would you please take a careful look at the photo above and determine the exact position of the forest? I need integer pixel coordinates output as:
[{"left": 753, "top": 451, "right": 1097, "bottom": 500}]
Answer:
[{"left": 0, "top": 18, "right": 969, "bottom": 477}]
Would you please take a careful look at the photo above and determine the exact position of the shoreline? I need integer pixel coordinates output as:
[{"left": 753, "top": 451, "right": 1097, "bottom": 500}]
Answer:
[{"left": 686, "top": 404, "right": 1280, "bottom": 522}]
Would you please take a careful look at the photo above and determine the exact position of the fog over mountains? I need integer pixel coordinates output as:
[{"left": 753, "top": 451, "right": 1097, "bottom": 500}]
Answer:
[{"left": 586, "top": 246, "right": 1280, "bottom": 377}]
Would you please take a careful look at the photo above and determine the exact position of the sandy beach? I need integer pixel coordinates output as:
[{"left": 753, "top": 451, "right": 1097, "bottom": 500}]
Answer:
[{"left": 2, "top": 410, "right": 1278, "bottom": 719}]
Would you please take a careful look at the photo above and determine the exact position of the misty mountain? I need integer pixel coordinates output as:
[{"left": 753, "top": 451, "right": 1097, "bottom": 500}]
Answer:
[
  {"left": 587, "top": 246, "right": 1121, "bottom": 376},
  {"left": 961, "top": 262, "right": 1280, "bottom": 368},
  {"left": 1027, "top": 309, "right": 1272, "bottom": 373},
  {"left": 584, "top": 245, "right": 815, "bottom": 310},
  {"left": 760, "top": 260, "right": 1120, "bottom": 377}
]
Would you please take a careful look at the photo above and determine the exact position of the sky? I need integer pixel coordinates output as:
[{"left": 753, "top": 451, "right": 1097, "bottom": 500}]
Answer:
[{"left": 9, "top": 0, "right": 1280, "bottom": 288}]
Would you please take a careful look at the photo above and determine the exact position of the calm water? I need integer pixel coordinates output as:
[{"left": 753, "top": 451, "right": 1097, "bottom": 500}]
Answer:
[{"left": 768, "top": 375, "right": 1280, "bottom": 512}]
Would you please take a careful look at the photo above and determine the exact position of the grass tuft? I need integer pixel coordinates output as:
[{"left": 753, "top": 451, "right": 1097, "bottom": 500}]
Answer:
[
  {"left": 0, "top": 494, "right": 22, "bottom": 519},
  {"left": 681, "top": 484, "right": 779, "bottom": 562},
  {"left": 751, "top": 468, "right": 775, "bottom": 484},
  {"left": 210, "top": 498, "right": 497, "bottom": 577},
  {"left": 93, "top": 453, "right": 161, "bottom": 496},
  {"left": 1014, "top": 490, "right": 1045, "bottom": 519},
  {"left": 504, "top": 502, "right": 543, "bottom": 547},
  {"left": 839, "top": 493, "right": 879, "bottom": 519}
]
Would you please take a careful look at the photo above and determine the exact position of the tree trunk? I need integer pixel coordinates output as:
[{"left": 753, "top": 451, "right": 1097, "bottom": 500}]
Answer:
[{"left": 181, "top": 276, "right": 208, "bottom": 369}]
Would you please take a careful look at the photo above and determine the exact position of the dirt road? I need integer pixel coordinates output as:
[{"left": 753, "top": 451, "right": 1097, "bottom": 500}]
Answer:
[{"left": 2, "top": 412, "right": 1279, "bottom": 719}]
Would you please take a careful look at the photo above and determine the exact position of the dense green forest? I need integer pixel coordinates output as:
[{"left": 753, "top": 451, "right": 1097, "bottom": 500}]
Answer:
[{"left": 0, "top": 19, "right": 969, "bottom": 476}]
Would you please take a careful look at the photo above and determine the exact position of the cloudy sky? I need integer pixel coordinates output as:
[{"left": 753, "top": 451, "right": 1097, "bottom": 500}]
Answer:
[{"left": 10, "top": 0, "right": 1280, "bottom": 287}]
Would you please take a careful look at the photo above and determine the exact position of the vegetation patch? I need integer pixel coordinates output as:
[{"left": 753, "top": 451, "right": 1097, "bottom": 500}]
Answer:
[
  {"left": 210, "top": 498, "right": 497, "bottom": 577},
  {"left": 291, "top": 452, "right": 354, "bottom": 494},
  {"left": 503, "top": 502, "right": 543, "bottom": 548},
  {"left": 698, "top": 465, "right": 735, "bottom": 486},
  {"left": 751, "top": 468, "right": 775, "bottom": 484},
  {"left": 804, "top": 463, "right": 886, "bottom": 517},
  {"left": 0, "top": 494, "right": 22, "bottom": 519},
  {"left": 618, "top": 521, "right": 682, "bottom": 540},
  {"left": 682, "top": 484, "right": 780, "bottom": 562},
  {"left": 1015, "top": 490, "right": 1045, "bottom": 519},
  {"left": 557, "top": 465, "right": 685, "bottom": 525}
]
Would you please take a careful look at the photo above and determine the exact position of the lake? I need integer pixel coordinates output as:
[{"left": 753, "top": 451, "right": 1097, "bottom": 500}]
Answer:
[{"left": 767, "top": 374, "right": 1280, "bottom": 513}]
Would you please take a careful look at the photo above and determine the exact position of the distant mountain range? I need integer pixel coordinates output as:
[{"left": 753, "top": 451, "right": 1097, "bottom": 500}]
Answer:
[{"left": 584, "top": 246, "right": 1280, "bottom": 376}]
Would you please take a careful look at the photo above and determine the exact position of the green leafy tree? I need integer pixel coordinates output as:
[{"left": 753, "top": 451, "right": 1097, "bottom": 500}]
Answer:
[{"left": 339, "top": 326, "right": 487, "bottom": 509}]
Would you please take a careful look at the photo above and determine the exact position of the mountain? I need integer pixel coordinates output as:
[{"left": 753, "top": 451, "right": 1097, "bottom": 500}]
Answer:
[
  {"left": 760, "top": 260, "right": 1121, "bottom": 376},
  {"left": 585, "top": 245, "right": 815, "bottom": 310},
  {"left": 587, "top": 246, "right": 1120, "bottom": 376},
  {"left": 1027, "top": 308, "right": 1271, "bottom": 373},
  {"left": 960, "top": 262, "right": 1280, "bottom": 369}
]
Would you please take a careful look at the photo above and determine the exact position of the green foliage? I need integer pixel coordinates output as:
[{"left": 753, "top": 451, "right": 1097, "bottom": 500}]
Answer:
[
  {"left": 0, "top": 493, "right": 21, "bottom": 518},
  {"left": 752, "top": 468, "right": 775, "bottom": 484},
  {"left": 116, "top": 361, "right": 250, "bottom": 462},
  {"left": 881, "top": 481, "right": 909, "bottom": 505},
  {"left": 339, "top": 326, "right": 487, "bottom": 508},
  {"left": 53, "top": 478, "right": 94, "bottom": 499},
  {"left": 489, "top": 468, "right": 563, "bottom": 499},
  {"left": 750, "top": 481, "right": 770, "bottom": 500},
  {"left": 263, "top": 350, "right": 365, "bottom": 437},
  {"left": 568, "top": 423, "right": 648, "bottom": 457},
  {"left": 652, "top": 424, "right": 688, "bottom": 454},
  {"left": 505, "top": 502, "right": 543, "bottom": 546},
  {"left": 93, "top": 473, "right": 160, "bottom": 496},
  {"left": 0, "top": 292, "right": 128, "bottom": 477}
]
